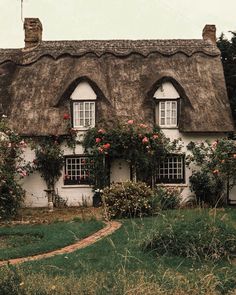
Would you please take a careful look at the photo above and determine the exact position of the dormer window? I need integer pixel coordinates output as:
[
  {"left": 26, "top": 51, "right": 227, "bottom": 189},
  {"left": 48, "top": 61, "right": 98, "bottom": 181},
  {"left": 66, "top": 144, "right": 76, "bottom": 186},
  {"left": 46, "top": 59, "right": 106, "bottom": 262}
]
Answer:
[
  {"left": 154, "top": 82, "right": 180, "bottom": 128},
  {"left": 70, "top": 82, "right": 97, "bottom": 129}
]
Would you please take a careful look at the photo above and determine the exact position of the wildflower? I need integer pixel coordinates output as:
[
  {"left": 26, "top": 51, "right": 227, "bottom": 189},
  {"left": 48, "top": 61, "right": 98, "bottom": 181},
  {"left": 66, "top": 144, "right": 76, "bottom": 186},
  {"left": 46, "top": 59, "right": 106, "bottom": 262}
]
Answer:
[
  {"left": 127, "top": 120, "right": 134, "bottom": 125},
  {"left": 63, "top": 113, "right": 70, "bottom": 120},
  {"left": 95, "top": 138, "right": 101, "bottom": 143},
  {"left": 142, "top": 137, "right": 149, "bottom": 144}
]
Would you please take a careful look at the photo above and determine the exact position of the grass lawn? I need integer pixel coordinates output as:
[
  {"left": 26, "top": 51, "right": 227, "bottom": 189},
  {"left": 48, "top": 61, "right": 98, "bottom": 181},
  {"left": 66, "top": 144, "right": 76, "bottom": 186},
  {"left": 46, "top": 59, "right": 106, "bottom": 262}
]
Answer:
[
  {"left": 0, "top": 208, "right": 236, "bottom": 295},
  {"left": 0, "top": 218, "right": 103, "bottom": 260}
]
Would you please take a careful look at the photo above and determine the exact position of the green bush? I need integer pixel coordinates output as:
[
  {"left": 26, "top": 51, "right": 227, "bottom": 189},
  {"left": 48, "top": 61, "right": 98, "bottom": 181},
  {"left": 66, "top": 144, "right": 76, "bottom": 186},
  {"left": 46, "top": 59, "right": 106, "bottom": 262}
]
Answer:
[
  {"left": 141, "top": 212, "right": 236, "bottom": 261},
  {"left": 102, "top": 181, "right": 154, "bottom": 218},
  {"left": 153, "top": 186, "right": 180, "bottom": 210},
  {"left": 189, "top": 170, "right": 225, "bottom": 206}
]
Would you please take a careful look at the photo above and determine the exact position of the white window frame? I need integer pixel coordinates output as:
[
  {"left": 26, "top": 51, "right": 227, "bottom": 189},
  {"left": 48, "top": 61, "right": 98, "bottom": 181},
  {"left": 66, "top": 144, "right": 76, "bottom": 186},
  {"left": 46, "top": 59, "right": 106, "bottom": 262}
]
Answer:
[
  {"left": 73, "top": 101, "right": 95, "bottom": 129},
  {"left": 64, "top": 156, "right": 93, "bottom": 185},
  {"left": 156, "top": 155, "right": 185, "bottom": 184},
  {"left": 159, "top": 100, "right": 177, "bottom": 128}
]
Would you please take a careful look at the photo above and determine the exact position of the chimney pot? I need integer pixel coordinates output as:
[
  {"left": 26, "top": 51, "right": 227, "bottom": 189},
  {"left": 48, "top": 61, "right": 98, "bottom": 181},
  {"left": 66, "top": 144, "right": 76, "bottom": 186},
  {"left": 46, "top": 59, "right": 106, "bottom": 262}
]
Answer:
[
  {"left": 24, "top": 18, "right": 43, "bottom": 48},
  {"left": 202, "top": 25, "right": 216, "bottom": 43}
]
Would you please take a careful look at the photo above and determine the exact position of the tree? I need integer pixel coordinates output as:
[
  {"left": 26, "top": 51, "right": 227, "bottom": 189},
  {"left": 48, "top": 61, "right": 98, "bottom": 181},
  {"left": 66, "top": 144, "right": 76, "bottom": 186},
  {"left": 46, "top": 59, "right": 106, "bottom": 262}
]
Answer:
[{"left": 217, "top": 33, "right": 236, "bottom": 127}]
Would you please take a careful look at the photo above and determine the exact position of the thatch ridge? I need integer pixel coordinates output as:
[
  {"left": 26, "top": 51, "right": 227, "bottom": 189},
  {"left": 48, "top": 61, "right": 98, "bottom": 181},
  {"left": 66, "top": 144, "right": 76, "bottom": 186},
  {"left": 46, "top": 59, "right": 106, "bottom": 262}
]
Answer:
[{"left": 0, "top": 39, "right": 219, "bottom": 66}]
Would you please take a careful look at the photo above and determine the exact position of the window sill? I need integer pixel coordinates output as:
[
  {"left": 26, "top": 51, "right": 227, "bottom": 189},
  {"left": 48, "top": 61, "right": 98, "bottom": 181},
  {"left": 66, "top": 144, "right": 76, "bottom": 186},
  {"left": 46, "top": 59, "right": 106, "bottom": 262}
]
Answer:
[
  {"left": 159, "top": 126, "right": 178, "bottom": 129},
  {"left": 156, "top": 183, "right": 188, "bottom": 187},
  {"left": 61, "top": 185, "right": 93, "bottom": 188}
]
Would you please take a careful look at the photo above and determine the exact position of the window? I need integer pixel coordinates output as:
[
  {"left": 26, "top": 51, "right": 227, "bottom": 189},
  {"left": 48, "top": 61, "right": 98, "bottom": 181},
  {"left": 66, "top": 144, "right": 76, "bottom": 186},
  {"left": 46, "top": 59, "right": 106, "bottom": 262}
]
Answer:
[
  {"left": 154, "top": 82, "right": 180, "bottom": 128},
  {"left": 156, "top": 155, "right": 185, "bottom": 184},
  {"left": 64, "top": 156, "right": 94, "bottom": 185},
  {"left": 70, "top": 82, "right": 97, "bottom": 129},
  {"left": 73, "top": 101, "right": 95, "bottom": 128},
  {"left": 159, "top": 101, "right": 177, "bottom": 127}
]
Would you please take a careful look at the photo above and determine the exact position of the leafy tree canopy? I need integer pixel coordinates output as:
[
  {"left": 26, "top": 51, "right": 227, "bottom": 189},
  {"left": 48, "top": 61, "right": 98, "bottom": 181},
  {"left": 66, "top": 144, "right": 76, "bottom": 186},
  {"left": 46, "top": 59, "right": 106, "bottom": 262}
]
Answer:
[{"left": 217, "top": 32, "right": 236, "bottom": 127}]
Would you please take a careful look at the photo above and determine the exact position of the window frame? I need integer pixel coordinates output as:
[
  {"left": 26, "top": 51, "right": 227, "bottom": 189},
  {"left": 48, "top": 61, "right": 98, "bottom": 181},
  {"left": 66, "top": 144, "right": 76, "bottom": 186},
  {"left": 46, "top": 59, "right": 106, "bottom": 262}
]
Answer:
[
  {"left": 155, "top": 98, "right": 180, "bottom": 128},
  {"left": 70, "top": 99, "right": 96, "bottom": 130},
  {"left": 64, "top": 155, "right": 94, "bottom": 185},
  {"left": 155, "top": 154, "right": 185, "bottom": 184}
]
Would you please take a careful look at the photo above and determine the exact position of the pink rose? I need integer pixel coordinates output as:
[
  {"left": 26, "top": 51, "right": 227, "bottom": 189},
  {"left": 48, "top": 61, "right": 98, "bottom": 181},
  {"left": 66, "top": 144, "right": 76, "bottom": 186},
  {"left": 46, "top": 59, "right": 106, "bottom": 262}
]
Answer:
[
  {"left": 139, "top": 123, "right": 147, "bottom": 128},
  {"left": 152, "top": 134, "right": 159, "bottom": 139},
  {"left": 127, "top": 120, "right": 134, "bottom": 125},
  {"left": 96, "top": 138, "right": 101, "bottom": 143},
  {"left": 142, "top": 137, "right": 149, "bottom": 144},
  {"left": 98, "top": 129, "right": 106, "bottom": 134}
]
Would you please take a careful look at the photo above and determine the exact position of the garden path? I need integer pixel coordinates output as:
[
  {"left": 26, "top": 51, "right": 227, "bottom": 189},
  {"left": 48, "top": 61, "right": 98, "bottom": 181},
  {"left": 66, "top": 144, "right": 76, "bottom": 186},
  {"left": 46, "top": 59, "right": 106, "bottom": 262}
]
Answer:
[{"left": 0, "top": 221, "right": 121, "bottom": 267}]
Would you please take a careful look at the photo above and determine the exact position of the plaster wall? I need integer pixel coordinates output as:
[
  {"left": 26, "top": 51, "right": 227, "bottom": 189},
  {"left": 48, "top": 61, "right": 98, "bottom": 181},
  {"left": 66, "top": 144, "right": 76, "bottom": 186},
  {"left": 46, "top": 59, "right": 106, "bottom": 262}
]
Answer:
[{"left": 21, "top": 130, "right": 229, "bottom": 207}]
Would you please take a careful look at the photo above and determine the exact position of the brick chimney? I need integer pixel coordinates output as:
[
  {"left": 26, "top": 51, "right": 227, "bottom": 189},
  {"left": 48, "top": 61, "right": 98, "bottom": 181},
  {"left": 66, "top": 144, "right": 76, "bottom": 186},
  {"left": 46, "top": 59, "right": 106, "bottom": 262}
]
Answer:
[
  {"left": 202, "top": 25, "right": 216, "bottom": 43},
  {"left": 24, "top": 18, "right": 42, "bottom": 48}
]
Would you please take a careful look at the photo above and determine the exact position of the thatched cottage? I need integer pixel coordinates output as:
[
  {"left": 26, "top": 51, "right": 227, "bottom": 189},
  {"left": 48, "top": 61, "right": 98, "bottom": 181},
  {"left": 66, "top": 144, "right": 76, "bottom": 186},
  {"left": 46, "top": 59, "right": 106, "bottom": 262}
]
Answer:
[{"left": 0, "top": 18, "right": 235, "bottom": 206}]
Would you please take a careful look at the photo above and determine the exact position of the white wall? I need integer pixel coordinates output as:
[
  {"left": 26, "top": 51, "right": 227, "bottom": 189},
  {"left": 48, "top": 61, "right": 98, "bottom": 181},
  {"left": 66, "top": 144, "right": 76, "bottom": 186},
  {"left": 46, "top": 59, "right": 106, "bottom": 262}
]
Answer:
[
  {"left": 20, "top": 129, "right": 228, "bottom": 207},
  {"left": 21, "top": 143, "right": 93, "bottom": 207},
  {"left": 110, "top": 159, "right": 130, "bottom": 183},
  {"left": 161, "top": 128, "right": 227, "bottom": 201}
]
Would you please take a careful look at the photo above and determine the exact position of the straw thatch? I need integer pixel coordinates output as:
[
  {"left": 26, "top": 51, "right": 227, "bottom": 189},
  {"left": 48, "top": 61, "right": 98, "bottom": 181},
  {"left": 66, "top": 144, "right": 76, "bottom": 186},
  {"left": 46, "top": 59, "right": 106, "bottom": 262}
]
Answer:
[{"left": 0, "top": 37, "right": 234, "bottom": 135}]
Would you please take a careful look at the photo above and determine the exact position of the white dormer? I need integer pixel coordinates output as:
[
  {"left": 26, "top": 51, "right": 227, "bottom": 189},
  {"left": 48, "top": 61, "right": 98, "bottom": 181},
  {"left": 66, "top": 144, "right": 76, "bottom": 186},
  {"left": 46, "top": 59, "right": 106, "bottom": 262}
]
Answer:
[
  {"left": 71, "top": 82, "right": 97, "bottom": 100},
  {"left": 71, "top": 82, "right": 96, "bottom": 129},
  {"left": 154, "top": 82, "right": 180, "bottom": 128}
]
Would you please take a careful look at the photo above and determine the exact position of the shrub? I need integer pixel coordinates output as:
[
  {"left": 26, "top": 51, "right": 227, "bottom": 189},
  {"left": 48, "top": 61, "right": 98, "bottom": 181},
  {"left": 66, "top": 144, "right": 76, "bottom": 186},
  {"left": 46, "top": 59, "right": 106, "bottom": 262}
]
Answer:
[
  {"left": 153, "top": 186, "right": 180, "bottom": 210},
  {"left": 0, "top": 120, "right": 32, "bottom": 219},
  {"left": 102, "top": 181, "right": 154, "bottom": 218},
  {"left": 189, "top": 170, "right": 224, "bottom": 206},
  {"left": 141, "top": 211, "right": 236, "bottom": 261}
]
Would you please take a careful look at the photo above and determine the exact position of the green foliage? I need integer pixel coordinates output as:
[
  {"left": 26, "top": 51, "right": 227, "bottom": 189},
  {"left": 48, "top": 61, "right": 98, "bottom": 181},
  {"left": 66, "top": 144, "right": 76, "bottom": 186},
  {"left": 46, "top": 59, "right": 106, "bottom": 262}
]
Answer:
[
  {"left": 0, "top": 120, "right": 32, "bottom": 219},
  {"left": 83, "top": 121, "right": 182, "bottom": 188},
  {"left": 153, "top": 186, "right": 180, "bottom": 210},
  {"left": 33, "top": 137, "right": 64, "bottom": 190},
  {"left": 189, "top": 170, "right": 224, "bottom": 206},
  {"left": 102, "top": 181, "right": 154, "bottom": 218},
  {"left": 217, "top": 33, "right": 236, "bottom": 125},
  {"left": 0, "top": 219, "right": 103, "bottom": 260},
  {"left": 142, "top": 211, "right": 236, "bottom": 261},
  {"left": 187, "top": 139, "right": 236, "bottom": 206}
]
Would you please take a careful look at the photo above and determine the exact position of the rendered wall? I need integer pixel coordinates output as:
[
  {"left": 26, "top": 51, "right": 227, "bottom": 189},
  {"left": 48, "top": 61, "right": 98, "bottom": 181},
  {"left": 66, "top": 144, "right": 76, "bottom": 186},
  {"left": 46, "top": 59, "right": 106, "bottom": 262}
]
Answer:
[{"left": 21, "top": 131, "right": 227, "bottom": 207}]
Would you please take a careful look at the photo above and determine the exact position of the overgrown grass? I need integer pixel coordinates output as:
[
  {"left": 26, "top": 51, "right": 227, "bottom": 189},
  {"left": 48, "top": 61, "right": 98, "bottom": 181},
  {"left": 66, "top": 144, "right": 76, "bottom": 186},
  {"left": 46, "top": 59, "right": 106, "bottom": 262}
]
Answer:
[
  {"left": 0, "top": 218, "right": 103, "bottom": 260},
  {"left": 0, "top": 208, "right": 236, "bottom": 294}
]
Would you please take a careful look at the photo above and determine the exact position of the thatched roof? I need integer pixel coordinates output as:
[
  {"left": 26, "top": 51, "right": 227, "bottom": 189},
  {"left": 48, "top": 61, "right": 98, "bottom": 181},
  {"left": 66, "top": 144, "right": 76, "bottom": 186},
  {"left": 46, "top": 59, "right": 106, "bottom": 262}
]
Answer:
[{"left": 0, "top": 34, "right": 234, "bottom": 135}]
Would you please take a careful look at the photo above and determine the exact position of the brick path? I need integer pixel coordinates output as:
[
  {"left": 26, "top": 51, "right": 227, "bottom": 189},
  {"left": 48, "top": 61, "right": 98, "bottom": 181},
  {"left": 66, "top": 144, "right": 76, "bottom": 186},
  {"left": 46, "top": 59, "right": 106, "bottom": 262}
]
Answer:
[{"left": 0, "top": 221, "right": 121, "bottom": 267}]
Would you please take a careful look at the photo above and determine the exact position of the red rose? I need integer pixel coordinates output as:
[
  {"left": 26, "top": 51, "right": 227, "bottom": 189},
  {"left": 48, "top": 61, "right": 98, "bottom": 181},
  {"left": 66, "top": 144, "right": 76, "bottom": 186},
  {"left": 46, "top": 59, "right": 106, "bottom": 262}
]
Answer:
[
  {"left": 96, "top": 138, "right": 101, "bottom": 143},
  {"left": 63, "top": 113, "right": 70, "bottom": 120},
  {"left": 103, "top": 143, "right": 111, "bottom": 149}
]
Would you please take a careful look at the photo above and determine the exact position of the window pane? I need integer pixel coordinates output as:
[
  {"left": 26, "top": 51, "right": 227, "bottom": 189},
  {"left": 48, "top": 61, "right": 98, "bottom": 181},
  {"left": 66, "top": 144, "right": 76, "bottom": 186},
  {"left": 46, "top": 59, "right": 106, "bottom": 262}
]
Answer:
[
  {"left": 65, "top": 157, "right": 94, "bottom": 185},
  {"left": 156, "top": 155, "right": 184, "bottom": 183}
]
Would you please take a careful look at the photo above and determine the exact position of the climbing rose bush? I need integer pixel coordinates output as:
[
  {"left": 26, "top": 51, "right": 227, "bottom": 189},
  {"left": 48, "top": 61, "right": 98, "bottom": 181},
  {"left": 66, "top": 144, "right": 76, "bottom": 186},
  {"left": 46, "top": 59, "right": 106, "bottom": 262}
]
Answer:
[
  {"left": 0, "top": 120, "right": 33, "bottom": 219},
  {"left": 187, "top": 139, "right": 236, "bottom": 206},
  {"left": 83, "top": 121, "right": 182, "bottom": 188}
]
